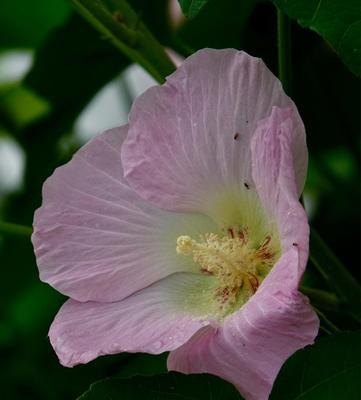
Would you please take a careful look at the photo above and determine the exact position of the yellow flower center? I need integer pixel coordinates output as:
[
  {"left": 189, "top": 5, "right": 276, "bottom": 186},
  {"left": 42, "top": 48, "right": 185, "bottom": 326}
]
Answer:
[{"left": 176, "top": 227, "right": 279, "bottom": 312}]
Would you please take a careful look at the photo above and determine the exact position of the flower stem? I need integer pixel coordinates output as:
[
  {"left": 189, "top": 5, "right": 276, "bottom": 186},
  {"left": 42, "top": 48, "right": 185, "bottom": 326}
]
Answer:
[
  {"left": 0, "top": 221, "right": 32, "bottom": 237},
  {"left": 300, "top": 286, "right": 340, "bottom": 312},
  {"left": 276, "top": 7, "right": 292, "bottom": 95},
  {"left": 72, "top": 0, "right": 176, "bottom": 83},
  {"left": 313, "top": 307, "right": 341, "bottom": 335}
]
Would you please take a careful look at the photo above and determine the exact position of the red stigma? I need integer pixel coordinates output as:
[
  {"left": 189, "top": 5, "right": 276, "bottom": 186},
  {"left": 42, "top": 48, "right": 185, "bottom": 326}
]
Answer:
[
  {"left": 228, "top": 228, "right": 235, "bottom": 238},
  {"left": 248, "top": 273, "right": 259, "bottom": 293}
]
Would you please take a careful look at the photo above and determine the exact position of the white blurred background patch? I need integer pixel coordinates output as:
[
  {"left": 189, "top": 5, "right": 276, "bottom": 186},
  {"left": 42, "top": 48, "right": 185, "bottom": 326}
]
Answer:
[{"left": 0, "top": 50, "right": 156, "bottom": 197}]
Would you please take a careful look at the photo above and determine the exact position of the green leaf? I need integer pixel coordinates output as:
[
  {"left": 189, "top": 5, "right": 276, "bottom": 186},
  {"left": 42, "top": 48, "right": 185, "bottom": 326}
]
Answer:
[
  {"left": 0, "top": 85, "right": 50, "bottom": 129},
  {"left": 0, "top": 0, "right": 70, "bottom": 48},
  {"left": 271, "top": 0, "right": 360, "bottom": 76},
  {"left": 178, "top": 0, "right": 209, "bottom": 18},
  {"left": 271, "top": 331, "right": 361, "bottom": 399},
  {"left": 78, "top": 372, "right": 243, "bottom": 399}
]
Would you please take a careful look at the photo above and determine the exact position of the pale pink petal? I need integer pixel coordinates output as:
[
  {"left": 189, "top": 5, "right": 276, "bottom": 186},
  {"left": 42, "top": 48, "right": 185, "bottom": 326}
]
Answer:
[
  {"left": 168, "top": 249, "right": 319, "bottom": 400},
  {"left": 49, "top": 273, "right": 212, "bottom": 367},
  {"left": 251, "top": 106, "right": 309, "bottom": 270},
  {"left": 32, "top": 126, "right": 216, "bottom": 302},
  {"left": 122, "top": 49, "right": 306, "bottom": 213}
]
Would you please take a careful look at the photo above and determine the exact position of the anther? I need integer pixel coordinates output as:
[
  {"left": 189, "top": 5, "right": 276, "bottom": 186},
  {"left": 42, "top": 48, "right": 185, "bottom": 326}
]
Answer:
[{"left": 176, "top": 235, "right": 193, "bottom": 255}]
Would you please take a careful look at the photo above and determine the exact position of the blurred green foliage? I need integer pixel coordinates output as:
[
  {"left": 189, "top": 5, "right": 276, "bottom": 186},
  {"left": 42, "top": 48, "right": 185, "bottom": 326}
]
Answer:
[{"left": 0, "top": 0, "right": 360, "bottom": 399}]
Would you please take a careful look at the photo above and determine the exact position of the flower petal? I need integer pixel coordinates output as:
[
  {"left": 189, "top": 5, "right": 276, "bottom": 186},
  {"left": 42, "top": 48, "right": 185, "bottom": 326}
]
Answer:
[
  {"left": 32, "top": 126, "right": 216, "bottom": 302},
  {"left": 49, "top": 272, "right": 214, "bottom": 367},
  {"left": 251, "top": 106, "right": 309, "bottom": 269},
  {"left": 122, "top": 48, "right": 304, "bottom": 213},
  {"left": 168, "top": 249, "right": 319, "bottom": 400}
]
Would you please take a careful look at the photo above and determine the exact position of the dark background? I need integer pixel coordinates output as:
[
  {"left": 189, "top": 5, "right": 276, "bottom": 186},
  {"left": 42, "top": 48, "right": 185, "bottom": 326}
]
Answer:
[{"left": 0, "top": 0, "right": 359, "bottom": 398}]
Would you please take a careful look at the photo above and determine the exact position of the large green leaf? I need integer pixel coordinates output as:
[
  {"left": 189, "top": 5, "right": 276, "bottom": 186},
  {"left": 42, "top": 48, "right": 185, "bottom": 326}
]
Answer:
[
  {"left": 78, "top": 372, "right": 243, "bottom": 399},
  {"left": 272, "top": 0, "right": 360, "bottom": 76},
  {"left": 177, "top": 0, "right": 360, "bottom": 76},
  {"left": 271, "top": 331, "right": 361, "bottom": 399}
]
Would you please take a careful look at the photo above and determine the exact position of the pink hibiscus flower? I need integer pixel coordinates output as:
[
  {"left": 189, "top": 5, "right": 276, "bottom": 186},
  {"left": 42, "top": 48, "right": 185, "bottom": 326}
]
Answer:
[{"left": 32, "top": 49, "right": 319, "bottom": 400}]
